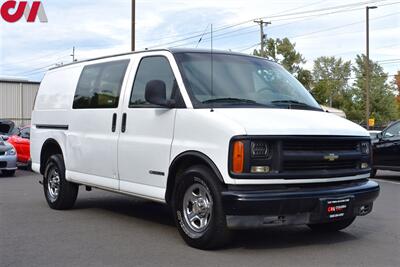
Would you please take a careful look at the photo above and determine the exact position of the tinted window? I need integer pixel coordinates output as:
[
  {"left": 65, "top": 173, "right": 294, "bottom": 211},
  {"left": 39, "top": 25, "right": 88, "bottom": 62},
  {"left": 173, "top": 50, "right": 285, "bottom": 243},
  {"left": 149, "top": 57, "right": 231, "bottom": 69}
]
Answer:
[
  {"left": 73, "top": 60, "right": 129, "bottom": 109},
  {"left": 385, "top": 122, "right": 400, "bottom": 138},
  {"left": 130, "top": 57, "right": 177, "bottom": 107}
]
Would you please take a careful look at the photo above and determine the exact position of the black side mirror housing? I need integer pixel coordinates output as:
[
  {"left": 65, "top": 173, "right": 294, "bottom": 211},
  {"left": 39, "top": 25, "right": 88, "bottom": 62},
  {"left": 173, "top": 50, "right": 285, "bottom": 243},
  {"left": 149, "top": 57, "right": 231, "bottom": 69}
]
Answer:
[
  {"left": 377, "top": 132, "right": 383, "bottom": 140},
  {"left": 145, "top": 80, "right": 175, "bottom": 108}
]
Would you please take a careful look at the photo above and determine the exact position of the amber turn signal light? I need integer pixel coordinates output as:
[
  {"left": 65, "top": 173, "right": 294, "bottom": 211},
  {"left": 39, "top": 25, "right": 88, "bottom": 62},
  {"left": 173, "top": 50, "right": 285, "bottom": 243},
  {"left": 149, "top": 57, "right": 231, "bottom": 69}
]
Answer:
[{"left": 232, "top": 141, "right": 244, "bottom": 173}]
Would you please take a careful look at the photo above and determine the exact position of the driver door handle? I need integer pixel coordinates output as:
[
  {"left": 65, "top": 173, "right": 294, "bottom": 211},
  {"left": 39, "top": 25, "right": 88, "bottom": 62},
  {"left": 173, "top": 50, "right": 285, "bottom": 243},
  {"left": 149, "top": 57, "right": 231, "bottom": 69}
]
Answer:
[{"left": 111, "top": 113, "right": 117, "bottom": 132}]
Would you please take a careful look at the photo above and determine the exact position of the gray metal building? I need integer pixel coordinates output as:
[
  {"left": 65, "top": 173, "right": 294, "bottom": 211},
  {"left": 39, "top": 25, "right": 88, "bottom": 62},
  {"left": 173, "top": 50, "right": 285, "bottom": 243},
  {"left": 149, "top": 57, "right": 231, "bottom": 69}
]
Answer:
[{"left": 0, "top": 79, "right": 40, "bottom": 127}]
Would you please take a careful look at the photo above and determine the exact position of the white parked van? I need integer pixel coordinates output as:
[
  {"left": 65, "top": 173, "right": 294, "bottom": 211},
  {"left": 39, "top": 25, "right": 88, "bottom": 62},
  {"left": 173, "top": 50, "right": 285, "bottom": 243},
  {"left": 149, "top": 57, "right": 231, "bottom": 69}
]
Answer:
[{"left": 31, "top": 49, "right": 379, "bottom": 249}]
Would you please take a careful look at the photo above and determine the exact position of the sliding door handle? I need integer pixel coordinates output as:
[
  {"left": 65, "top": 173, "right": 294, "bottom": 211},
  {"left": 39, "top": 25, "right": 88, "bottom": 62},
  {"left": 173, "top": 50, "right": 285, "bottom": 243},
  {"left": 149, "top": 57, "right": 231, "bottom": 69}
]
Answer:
[
  {"left": 121, "top": 113, "right": 127, "bottom": 133},
  {"left": 111, "top": 113, "right": 117, "bottom": 132}
]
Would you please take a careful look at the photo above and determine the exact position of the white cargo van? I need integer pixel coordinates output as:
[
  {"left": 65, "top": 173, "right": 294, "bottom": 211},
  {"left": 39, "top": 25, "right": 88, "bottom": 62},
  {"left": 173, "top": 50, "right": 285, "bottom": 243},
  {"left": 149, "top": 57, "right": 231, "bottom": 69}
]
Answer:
[{"left": 31, "top": 49, "right": 379, "bottom": 249}]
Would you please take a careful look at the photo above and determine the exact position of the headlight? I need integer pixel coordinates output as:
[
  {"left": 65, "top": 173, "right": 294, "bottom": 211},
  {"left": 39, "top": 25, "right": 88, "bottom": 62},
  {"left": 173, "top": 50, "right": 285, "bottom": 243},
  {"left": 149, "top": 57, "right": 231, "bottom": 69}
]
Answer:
[
  {"left": 251, "top": 142, "right": 271, "bottom": 158},
  {"left": 360, "top": 142, "right": 370, "bottom": 154},
  {"left": 5, "top": 148, "right": 16, "bottom": 156}
]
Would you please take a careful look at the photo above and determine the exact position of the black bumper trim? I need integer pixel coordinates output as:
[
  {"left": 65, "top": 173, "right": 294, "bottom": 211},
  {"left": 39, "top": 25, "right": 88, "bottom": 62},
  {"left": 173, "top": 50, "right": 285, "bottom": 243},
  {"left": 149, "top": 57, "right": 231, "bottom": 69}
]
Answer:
[{"left": 221, "top": 180, "right": 380, "bottom": 217}]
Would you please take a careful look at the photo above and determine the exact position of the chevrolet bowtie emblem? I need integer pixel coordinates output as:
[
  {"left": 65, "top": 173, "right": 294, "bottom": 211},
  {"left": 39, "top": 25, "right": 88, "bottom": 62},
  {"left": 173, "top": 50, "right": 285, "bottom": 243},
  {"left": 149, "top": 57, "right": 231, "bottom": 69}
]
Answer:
[{"left": 324, "top": 153, "right": 339, "bottom": 161}]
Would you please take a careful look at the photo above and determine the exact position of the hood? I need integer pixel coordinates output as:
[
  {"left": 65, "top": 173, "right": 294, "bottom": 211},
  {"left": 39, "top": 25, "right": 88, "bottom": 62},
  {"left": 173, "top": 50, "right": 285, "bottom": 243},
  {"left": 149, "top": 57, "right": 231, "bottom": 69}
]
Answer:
[
  {"left": 0, "top": 120, "right": 15, "bottom": 136},
  {"left": 0, "top": 139, "right": 13, "bottom": 153},
  {"left": 215, "top": 108, "right": 368, "bottom": 136}
]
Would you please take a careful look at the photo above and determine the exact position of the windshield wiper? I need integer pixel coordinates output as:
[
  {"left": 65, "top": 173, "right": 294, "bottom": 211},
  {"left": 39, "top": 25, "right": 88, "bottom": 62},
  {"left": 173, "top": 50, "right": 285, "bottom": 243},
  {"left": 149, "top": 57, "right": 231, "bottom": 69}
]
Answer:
[
  {"left": 271, "top": 100, "right": 322, "bottom": 111},
  {"left": 202, "top": 98, "right": 258, "bottom": 104}
]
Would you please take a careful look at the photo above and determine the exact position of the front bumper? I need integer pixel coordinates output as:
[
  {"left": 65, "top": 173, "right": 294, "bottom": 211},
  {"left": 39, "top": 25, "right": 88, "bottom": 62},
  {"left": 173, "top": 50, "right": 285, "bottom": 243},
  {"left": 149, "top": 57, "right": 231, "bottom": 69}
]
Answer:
[
  {"left": 221, "top": 179, "right": 379, "bottom": 229},
  {"left": 0, "top": 155, "right": 18, "bottom": 170}
]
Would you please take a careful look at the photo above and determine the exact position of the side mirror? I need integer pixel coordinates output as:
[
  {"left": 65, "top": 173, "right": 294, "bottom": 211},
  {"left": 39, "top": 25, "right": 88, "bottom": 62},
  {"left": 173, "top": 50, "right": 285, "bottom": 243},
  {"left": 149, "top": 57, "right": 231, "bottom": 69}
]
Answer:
[
  {"left": 145, "top": 80, "right": 175, "bottom": 108},
  {"left": 377, "top": 132, "right": 383, "bottom": 140}
]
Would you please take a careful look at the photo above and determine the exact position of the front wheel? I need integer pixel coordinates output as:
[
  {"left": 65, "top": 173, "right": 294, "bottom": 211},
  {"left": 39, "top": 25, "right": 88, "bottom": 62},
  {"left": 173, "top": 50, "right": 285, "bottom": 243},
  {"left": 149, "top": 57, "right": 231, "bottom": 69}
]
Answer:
[
  {"left": 43, "top": 154, "right": 78, "bottom": 210},
  {"left": 308, "top": 217, "right": 356, "bottom": 232},
  {"left": 172, "top": 165, "right": 231, "bottom": 250}
]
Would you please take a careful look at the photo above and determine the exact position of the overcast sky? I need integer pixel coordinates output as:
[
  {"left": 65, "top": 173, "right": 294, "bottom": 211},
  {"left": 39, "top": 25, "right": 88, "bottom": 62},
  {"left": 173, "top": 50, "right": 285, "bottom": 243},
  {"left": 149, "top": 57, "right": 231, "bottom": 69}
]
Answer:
[{"left": 0, "top": 0, "right": 399, "bottom": 81}]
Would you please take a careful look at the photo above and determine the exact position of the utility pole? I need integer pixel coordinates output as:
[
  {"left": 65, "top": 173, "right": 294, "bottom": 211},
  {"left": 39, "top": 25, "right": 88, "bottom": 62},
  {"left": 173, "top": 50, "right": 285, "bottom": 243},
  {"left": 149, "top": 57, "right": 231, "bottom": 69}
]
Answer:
[
  {"left": 254, "top": 19, "right": 271, "bottom": 57},
  {"left": 71, "top": 46, "right": 76, "bottom": 62},
  {"left": 132, "top": 0, "right": 135, "bottom": 51},
  {"left": 365, "top": 6, "right": 377, "bottom": 129}
]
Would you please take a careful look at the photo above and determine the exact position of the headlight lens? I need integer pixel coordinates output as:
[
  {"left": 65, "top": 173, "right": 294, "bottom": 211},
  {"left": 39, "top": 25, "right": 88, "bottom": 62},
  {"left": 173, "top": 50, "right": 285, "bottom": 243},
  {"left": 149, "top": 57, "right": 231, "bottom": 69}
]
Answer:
[
  {"left": 360, "top": 142, "right": 370, "bottom": 154},
  {"left": 5, "top": 148, "right": 16, "bottom": 156},
  {"left": 251, "top": 142, "right": 271, "bottom": 158}
]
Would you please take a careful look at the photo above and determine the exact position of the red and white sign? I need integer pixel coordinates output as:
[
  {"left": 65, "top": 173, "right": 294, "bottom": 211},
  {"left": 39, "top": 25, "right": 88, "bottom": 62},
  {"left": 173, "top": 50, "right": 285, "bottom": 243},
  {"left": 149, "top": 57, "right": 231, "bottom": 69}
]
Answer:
[{"left": 1, "top": 1, "right": 48, "bottom": 23}]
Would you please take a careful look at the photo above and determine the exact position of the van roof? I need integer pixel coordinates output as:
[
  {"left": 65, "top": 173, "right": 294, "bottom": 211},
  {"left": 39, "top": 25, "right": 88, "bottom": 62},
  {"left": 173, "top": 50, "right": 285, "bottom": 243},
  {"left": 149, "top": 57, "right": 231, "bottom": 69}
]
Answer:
[{"left": 49, "top": 48, "right": 265, "bottom": 71}]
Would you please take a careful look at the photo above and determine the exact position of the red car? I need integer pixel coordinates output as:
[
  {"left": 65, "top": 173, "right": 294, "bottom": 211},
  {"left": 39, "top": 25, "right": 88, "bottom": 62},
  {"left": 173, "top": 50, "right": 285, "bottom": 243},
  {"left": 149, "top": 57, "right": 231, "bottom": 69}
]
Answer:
[{"left": 7, "top": 126, "right": 31, "bottom": 165}]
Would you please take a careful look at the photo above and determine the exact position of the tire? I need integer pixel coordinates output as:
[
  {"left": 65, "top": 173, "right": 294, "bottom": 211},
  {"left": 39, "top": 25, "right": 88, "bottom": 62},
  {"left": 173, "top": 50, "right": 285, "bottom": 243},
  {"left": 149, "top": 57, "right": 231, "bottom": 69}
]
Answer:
[
  {"left": 172, "top": 165, "right": 231, "bottom": 250},
  {"left": 370, "top": 169, "right": 377, "bottom": 178},
  {"left": 43, "top": 154, "right": 78, "bottom": 210},
  {"left": 2, "top": 170, "right": 16, "bottom": 176},
  {"left": 308, "top": 217, "right": 356, "bottom": 232}
]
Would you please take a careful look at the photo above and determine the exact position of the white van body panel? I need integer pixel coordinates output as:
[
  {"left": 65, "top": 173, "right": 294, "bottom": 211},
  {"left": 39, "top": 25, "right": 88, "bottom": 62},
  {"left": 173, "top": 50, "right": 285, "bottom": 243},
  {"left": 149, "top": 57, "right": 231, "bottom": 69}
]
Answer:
[
  {"left": 171, "top": 109, "right": 246, "bottom": 185},
  {"left": 214, "top": 109, "right": 368, "bottom": 137}
]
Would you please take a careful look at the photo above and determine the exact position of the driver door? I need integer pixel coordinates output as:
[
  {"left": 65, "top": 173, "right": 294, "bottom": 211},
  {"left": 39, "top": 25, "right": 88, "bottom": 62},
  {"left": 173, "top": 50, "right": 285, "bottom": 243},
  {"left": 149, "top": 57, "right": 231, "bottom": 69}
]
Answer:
[{"left": 117, "top": 52, "right": 183, "bottom": 201}]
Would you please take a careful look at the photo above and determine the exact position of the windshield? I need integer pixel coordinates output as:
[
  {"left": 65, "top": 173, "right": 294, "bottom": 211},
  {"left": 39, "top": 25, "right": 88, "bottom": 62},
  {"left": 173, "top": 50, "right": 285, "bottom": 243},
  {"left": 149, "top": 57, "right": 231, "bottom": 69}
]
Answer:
[{"left": 174, "top": 52, "right": 321, "bottom": 111}]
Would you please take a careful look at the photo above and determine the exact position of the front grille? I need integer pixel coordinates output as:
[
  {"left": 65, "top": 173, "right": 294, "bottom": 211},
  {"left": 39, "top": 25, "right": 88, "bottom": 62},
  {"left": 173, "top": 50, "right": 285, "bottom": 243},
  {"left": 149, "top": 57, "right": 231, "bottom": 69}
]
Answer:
[
  {"left": 283, "top": 140, "right": 359, "bottom": 151},
  {"left": 0, "top": 151, "right": 5, "bottom": 156},
  {"left": 283, "top": 159, "right": 359, "bottom": 171},
  {"left": 0, "top": 161, "right": 6, "bottom": 168},
  {"left": 279, "top": 137, "right": 366, "bottom": 175}
]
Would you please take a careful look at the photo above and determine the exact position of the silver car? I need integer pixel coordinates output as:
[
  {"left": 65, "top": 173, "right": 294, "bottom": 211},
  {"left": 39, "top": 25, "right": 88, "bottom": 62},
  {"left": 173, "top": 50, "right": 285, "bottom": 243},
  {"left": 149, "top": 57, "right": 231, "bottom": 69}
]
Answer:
[{"left": 0, "top": 136, "right": 17, "bottom": 176}]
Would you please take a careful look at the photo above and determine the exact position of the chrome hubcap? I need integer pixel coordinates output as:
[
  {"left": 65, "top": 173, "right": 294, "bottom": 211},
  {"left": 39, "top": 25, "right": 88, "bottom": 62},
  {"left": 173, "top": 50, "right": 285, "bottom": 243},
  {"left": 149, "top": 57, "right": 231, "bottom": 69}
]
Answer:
[
  {"left": 183, "top": 183, "right": 213, "bottom": 233},
  {"left": 47, "top": 168, "right": 60, "bottom": 202}
]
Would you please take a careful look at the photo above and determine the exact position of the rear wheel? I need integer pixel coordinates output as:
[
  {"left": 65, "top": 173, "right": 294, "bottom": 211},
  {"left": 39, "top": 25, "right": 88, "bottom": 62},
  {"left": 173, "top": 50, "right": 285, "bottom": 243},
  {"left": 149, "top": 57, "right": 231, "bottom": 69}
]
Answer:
[
  {"left": 308, "top": 217, "right": 356, "bottom": 232},
  {"left": 172, "top": 165, "right": 231, "bottom": 250},
  {"left": 2, "top": 170, "right": 15, "bottom": 176},
  {"left": 43, "top": 154, "right": 78, "bottom": 210}
]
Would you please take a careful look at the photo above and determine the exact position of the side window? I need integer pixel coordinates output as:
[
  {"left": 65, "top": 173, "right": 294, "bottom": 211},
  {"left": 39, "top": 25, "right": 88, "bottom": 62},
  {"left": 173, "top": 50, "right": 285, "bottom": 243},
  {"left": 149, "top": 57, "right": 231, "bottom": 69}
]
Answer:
[
  {"left": 129, "top": 56, "right": 177, "bottom": 107},
  {"left": 73, "top": 60, "right": 130, "bottom": 109},
  {"left": 384, "top": 123, "right": 400, "bottom": 138},
  {"left": 20, "top": 127, "right": 30, "bottom": 139}
]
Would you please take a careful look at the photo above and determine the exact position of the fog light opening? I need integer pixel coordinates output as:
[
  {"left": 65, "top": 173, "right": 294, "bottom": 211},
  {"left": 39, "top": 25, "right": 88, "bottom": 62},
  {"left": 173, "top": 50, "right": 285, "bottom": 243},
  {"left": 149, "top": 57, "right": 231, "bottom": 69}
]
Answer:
[
  {"left": 361, "top": 162, "right": 369, "bottom": 169},
  {"left": 251, "top": 166, "right": 270, "bottom": 173}
]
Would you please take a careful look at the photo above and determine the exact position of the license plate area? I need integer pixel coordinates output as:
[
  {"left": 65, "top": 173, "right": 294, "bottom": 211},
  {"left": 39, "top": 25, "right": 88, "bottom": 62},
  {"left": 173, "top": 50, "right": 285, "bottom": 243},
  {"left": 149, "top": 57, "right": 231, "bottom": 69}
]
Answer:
[{"left": 320, "top": 196, "right": 353, "bottom": 220}]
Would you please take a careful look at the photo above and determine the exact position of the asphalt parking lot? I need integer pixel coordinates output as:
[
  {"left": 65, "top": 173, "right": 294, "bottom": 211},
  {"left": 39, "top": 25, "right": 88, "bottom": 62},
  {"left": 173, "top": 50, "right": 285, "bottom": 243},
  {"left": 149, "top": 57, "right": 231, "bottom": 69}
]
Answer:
[{"left": 1, "top": 170, "right": 399, "bottom": 267}]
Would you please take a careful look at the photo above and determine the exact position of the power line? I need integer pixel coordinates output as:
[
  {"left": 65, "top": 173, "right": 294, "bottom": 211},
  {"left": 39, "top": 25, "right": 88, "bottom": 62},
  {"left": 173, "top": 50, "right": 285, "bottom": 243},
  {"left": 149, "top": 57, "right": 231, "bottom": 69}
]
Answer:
[{"left": 146, "top": 0, "right": 388, "bottom": 49}]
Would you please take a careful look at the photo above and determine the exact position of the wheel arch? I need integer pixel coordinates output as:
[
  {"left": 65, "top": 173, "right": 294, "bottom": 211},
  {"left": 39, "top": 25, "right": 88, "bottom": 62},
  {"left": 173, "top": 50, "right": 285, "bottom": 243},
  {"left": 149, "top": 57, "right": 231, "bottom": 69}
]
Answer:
[
  {"left": 40, "top": 138, "right": 64, "bottom": 175},
  {"left": 165, "top": 151, "right": 225, "bottom": 204}
]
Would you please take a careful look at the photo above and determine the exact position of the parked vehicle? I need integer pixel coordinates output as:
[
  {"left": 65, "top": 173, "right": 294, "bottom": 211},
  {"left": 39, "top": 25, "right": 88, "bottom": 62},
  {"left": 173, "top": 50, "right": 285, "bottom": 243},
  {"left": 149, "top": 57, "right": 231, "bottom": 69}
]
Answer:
[
  {"left": 0, "top": 136, "right": 17, "bottom": 176},
  {"left": 31, "top": 49, "right": 380, "bottom": 249},
  {"left": 371, "top": 120, "right": 400, "bottom": 177},
  {"left": 7, "top": 126, "right": 31, "bottom": 165},
  {"left": 0, "top": 120, "right": 17, "bottom": 136},
  {"left": 369, "top": 130, "right": 381, "bottom": 141}
]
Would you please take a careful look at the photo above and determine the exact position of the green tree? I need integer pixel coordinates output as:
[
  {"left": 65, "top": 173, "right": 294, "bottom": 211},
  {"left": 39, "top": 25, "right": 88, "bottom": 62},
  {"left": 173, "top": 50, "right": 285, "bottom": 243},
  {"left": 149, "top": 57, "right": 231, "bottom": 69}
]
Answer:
[
  {"left": 347, "top": 55, "right": 398, "bottom": 126},
  {"left": 311, "top": 56, "right": 351, "bottom": 108},
  {"left": 253, "top": 37, "right": 311, "bottom": 88}
]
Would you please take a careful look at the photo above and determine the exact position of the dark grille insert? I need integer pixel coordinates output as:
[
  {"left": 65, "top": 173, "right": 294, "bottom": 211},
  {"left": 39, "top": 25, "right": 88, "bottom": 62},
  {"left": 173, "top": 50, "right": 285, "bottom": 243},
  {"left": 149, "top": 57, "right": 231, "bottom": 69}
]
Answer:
[
  {"left": 0, "top": 161, "right": 6, "bottom": 168},
  {"left": 283, "top": 159, "right": 358, "bottom": 171},
  {"left": 283, "top": 140, "right": 359, "bottom": 151},
  {"left": 0, "top": 151, "right": 5, "bottom": 156}
]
